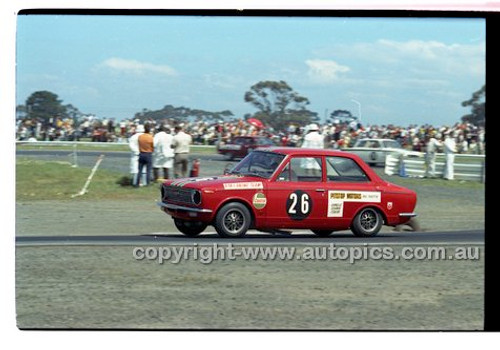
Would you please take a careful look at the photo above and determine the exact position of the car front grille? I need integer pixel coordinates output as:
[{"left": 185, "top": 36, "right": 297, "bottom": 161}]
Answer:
[{"left": 161, "top": 185, "right": 199, "bottom": 205}]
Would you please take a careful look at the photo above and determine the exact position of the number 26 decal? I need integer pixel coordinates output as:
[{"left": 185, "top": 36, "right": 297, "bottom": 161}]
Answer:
[{"left": 286, "top": 190, "right": 312, "bottom": 220}]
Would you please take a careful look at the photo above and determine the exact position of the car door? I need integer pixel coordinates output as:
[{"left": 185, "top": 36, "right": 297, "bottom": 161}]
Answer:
[
  {"left": 265, "top": 156, "right": 329, "bottom": 229},
  {"left": 324, "top": 156, "right": 381, "bottom": 227}
]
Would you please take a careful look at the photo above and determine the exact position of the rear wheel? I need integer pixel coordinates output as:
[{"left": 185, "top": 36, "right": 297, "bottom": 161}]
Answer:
[
  {"left": 174, "top": 219, "right": 207, "bottom": 237},
  {"left": 214, "top": 202, "right": 251, "bottom": 238},
  {"left": 312, "top": 230, "right": 334, "bottom": 237},
  {"left": 351, "top": 207, "right": 383, "bottom": 237}
]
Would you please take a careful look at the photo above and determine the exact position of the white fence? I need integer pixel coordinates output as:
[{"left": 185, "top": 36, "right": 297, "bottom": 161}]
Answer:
[{"left": 384, "top": 153, "right": 486, "bottom": 182}]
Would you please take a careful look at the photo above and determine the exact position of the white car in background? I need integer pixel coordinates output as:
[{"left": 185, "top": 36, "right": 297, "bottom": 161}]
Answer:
[{"left": 343, "top": 138, "right": 422, "bottom": 166}]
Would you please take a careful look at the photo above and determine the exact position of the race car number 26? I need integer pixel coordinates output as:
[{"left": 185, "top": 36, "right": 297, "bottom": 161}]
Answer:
[{"left": 287, "top": 190, "right": 312, "bottom": 220}]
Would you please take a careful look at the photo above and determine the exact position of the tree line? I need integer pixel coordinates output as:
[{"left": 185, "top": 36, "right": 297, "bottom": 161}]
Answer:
[{"left": 16, "top": 82, "right": 485, "bottom": 130}]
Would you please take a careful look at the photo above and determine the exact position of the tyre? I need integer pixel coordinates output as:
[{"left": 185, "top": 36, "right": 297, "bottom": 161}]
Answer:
[
  {"left": 174, "top": 219, "right": 207, "bottom": 237},
  {"left": 311, "top": 230, "right": 334, "bottom": 237},
  {"left": 214, "top": 202, "right": 252, "bottom": 238},
  {"left": 351, "top": 207, "right": 383, "bottom": 237}
]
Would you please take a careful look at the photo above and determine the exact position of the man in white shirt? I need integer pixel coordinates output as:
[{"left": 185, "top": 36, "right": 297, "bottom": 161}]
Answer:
[
  {"left": 301, "top": 123, "right": 324, "bottom": 174},
  {"left": 128, "top": 124, "right": 144, "bottom": 185},
  {"left": 443, "top": 131, "right": 457, "bottom": 180},
  {"left": 171, "top": 125, "right": 193, "bottom": 178},
  {"left": 425, "top": 134, "right": 442, "bottom": 178},
  {"left": 153, "top": 125, "right": 174, "bottom": 181}
]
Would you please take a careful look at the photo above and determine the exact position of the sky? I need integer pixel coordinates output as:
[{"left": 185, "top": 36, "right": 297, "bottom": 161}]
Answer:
[{"left": 16, "top": 14, "right": 485, "bottom": 126}]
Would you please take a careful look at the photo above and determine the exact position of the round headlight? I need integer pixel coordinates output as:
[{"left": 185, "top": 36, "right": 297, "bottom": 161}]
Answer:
[{"left": 192, "top": 190, "right": 202, "bottom": 205}]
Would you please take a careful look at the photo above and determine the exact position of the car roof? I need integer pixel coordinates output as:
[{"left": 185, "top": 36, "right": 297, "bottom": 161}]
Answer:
[{"left": 258, "top": 147, "right": 358, "bottom": 158}]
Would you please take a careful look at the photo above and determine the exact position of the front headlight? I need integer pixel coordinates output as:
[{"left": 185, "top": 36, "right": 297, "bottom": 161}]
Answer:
[{"left": 192, "top": 190, "right": 202, "bottom": 205}]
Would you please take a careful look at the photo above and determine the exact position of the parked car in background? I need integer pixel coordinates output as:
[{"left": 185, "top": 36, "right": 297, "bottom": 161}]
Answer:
[
  {"left": 343, "top": 138, "right": 422, "bottom": 166},
  {"left": 217, "top": 136, "right": 275, "bottom": 159},
  {"left": 158, "top": 147, "right": 417, "bottom": 238}
]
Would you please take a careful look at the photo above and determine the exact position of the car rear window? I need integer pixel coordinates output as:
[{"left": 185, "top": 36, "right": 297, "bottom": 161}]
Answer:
[
  {"left": 234, "top": 138, "right": 253, "bottom": 145},
  {"left": 326, "top": 156, "right": 369, "bottom": 182}
]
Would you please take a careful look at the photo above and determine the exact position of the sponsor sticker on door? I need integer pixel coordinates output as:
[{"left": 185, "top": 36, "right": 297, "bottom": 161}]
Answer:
[
  {"left": 327, "top": 190, "right": 381, "bottom": 217},
  {"left": 252, "top": 192, "right": 267, "bottom": 210}
]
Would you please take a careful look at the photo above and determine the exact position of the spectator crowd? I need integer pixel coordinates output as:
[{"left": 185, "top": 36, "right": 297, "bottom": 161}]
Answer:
[{"left": 16, "top": 115, "right": 485, "bottom": 155}]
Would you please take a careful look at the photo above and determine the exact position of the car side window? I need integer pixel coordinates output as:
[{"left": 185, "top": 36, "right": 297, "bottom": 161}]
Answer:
[
  {"left": 383, "top": 140, "right": 401, "bottom": 149},
  {"left": 326, "top": 156, "right": 369, "bottom": 182},
  {"left": 277, "top": 157, "right": 323, "bottom": 182}
]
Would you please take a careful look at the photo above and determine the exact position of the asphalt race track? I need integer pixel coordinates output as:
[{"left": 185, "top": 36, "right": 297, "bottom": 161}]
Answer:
[{"left": 16, "top": 229, "right": 484, "bottom": 246}]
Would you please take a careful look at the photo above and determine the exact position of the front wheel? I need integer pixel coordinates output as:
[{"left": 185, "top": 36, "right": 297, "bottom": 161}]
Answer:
[
  {"left": 351, "top": 207, "right": 383, "bottom": 237},
  {"left": 214, "top": 202, "right": 251, "bottom": 238},
  {"left": 174, "top": 219, "right": 207, "bottom": 237}
]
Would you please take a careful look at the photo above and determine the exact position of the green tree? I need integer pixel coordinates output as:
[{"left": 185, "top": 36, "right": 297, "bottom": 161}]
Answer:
[
  {"left": 327, "top": 109, "right": 356, "bottom": 124},
  {"left": 244, "top": 80, "right": 318, "bottom": 130},
  {"left": 461, "top": 85, "right": 485, "bottom": 126},
  {"left": 136, "top": 104, "right": 233, "bottom": 121},
  {"left": 25, "top": 91, "right": 67, "bottom": 121}
]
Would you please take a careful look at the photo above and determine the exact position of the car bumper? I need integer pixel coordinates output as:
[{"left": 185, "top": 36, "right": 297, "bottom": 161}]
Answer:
[
  {"left": 399, "top": 212, "right": 417, "bottom": 218},
  {"left": 157, "top": 201, "right": 213, "bottom": 221},
  {"left": 157, "top": 201, "right": 212, "bottom": 213}
]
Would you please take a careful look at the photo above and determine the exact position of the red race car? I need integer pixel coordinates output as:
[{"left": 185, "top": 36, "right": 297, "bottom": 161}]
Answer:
[
  {"left": 158, "top": 148, "right": 417, "bottom": 238},
  {"left": 217, "top": 136, "right": 275, "bottom": 159}
]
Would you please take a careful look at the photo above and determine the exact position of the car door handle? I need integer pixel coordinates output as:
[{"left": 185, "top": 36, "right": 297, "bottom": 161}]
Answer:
[{"left": 315, "top": 189, "right": 326, "bottom": 192}]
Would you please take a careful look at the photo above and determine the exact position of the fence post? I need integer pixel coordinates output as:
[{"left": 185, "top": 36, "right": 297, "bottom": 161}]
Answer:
[
  {"left": 398, "top": 153, "right": 407, "bottom": 177},
  {"left": 481, "top": 160, "right": 486, "bottom": 184},
  {"left": 72, "top": 143, "right": 78, "bottom": 168}
]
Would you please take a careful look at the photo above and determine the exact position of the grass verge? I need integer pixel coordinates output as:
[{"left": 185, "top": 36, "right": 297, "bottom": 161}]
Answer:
[{"left": 16, "top": 157, "right": 159, "bottom": 201}]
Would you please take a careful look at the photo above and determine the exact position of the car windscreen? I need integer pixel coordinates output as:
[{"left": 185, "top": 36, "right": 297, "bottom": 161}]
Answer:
[{"left": 229, "top": 151, "right": 285, "bottom": 179}]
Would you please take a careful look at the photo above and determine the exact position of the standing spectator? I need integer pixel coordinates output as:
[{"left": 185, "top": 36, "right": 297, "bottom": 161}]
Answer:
[
  {"left": 458, "top": 135, "right": 467, "bottom": 154},
  {"left": 172, "top": 125, "right": 193, "bottom": 178},
  {"left": 136, "top": 124, "right": 154, "bottom": 187},
  {"left": 153, "top": 125, "right": 174, "bottom": 181},
  {"left": 301, "top": 123, "right": 324, "bottom": 149},
  {"left": 468, "top": 136, "right": 480, "bottom": 154},
  {"left": 425, "top": 134, "right": 442, "bottom": 178},
  {"left": 301, "top": 123, "right": 324, "bottom": 174},
  {"left": 412, "top": 135, "right": 421, "bottom": 151},
  {"left": 443, "top": 131, "right": 457, "bottom": 180},
  {"left": 128, "top": 124, "right": 144, "bottom": 186}
]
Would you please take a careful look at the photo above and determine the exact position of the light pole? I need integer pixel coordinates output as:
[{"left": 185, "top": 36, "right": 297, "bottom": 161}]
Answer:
[{"left": 351, "top": 99, "right": 362, "bottom": 123}]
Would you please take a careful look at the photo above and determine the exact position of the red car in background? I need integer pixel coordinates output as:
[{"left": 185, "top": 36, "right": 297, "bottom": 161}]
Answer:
[
  {"left": 158, "top": 148, "right": 417, "bottom": 238},
  {"left": 217, "top": 136, "right": 275, "bottom": 159}
]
